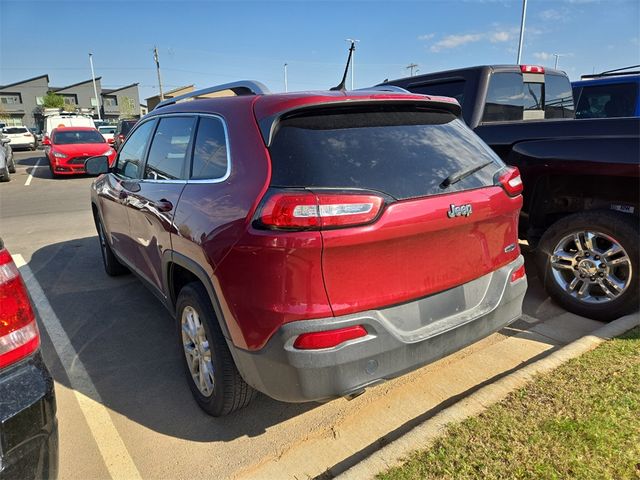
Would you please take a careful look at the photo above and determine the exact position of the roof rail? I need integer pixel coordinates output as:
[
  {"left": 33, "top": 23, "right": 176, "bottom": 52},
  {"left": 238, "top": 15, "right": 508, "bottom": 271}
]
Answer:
[
  {"left": 356, "top": 85, "right": 411, "bottom": 93},
  {"left": 154, "top": 80, "right": 270, "bottom": 110},
  {"left": 581, "top": 64, "right": 640, "bottom": 79}
]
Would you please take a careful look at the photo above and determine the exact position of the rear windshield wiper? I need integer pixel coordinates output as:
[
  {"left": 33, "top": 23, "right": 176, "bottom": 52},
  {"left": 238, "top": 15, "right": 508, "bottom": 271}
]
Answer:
[{"left": 439, "top": 160, "right": 493, "bottom": 190}]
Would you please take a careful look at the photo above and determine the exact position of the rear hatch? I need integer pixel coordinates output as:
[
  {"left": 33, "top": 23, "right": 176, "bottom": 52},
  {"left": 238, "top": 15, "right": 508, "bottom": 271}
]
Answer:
[{"left": 262, "top": 102, "right": 522, "bottom": 316}]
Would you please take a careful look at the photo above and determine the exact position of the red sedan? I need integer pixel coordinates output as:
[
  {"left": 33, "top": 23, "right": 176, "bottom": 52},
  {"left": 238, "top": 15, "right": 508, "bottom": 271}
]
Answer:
[{"left": 44, "top": 127, "right": 116, "bottom": 177}]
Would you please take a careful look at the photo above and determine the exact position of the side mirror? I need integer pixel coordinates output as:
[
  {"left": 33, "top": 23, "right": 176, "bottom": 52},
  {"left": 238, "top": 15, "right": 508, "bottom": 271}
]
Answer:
[
  {"left": 85, "top": 156, "right": 110, "bottom": 175},
  {"left": 42, "top": 136, "right": 51, "bottom": 145}
]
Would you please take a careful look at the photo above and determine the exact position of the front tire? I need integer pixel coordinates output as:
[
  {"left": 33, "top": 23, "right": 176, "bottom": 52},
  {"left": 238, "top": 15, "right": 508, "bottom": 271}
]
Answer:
[
  {"left": 7, "top": 156, "right": 16, "bottom": 173},
  {"left": 96, "top": 218, "right": 129, "bottom": 276},
  {"left": 536, "top": 210, "right": 639, "bottom": 321},
  {"left": 176, "top": 282, "right": 256, "bottom": 416}
]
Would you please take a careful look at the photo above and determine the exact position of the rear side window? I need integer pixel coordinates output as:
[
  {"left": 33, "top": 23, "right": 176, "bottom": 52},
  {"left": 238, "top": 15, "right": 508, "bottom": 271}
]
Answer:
[
  {"left": 144, "top": 117, "right": 195, "bottom": 180},
  {"left": 269, "top": 106, "right": 503, "bottom": 201},
  {"left": 191, "top": 117, "right": 229, "bottom": 180},
  {"left": 408, "top": 80, "right": 466, "bottom": 106},
  {"left": 575, "top": 82, "right": 638, "bottom": 118},
  {"left": 482, "top": 72, "right": 523, "bottom": 122},
  {"left": 545, "top": 74, "right": 575, "bottom": 118},
  {"left": 115, "top": 120, "right": 156, "bottom": 179}
]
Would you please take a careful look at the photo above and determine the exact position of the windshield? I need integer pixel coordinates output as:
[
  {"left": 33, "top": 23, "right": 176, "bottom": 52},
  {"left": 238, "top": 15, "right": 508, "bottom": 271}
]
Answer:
[
  {"left": 53, "top": 130, "right": 105, "bottom": 145},
  {"left": 269, "top": 106, "right": 503, "bottom": 201}
]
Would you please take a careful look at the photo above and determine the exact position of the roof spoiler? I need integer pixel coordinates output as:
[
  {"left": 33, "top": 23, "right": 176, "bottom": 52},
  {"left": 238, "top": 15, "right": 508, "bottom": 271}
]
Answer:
[{"left": 153, "top": 80, "right": 270, "bottom": 110}]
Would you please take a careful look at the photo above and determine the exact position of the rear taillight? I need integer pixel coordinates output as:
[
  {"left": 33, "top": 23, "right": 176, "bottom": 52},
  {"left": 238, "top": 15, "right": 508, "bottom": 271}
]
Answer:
[
  {"left": 258, "top": 190, "right": 384, "bottom": 230},
  {"left": 293, "top": 325, "right": 368, "bottom": 350},
  {"left": 118, "top": 134, "right": 125, "bottom": 140},
  {"left": 0, "top": 249, "right": 40, "bottom": 369},
  {"left": 520, "top": 65, "right": 545, "bottom": 73},
  {"left": 497, "top": 167, "right": 523, "bottom": 197},
  {"left": 510, "top": 264, "right": 526, "bottom": 283}
]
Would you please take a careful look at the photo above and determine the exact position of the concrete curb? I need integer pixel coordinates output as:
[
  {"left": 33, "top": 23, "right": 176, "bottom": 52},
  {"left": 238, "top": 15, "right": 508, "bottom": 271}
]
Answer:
[{"left": 336, "top": 312, "right": 639, "bottom": 480}]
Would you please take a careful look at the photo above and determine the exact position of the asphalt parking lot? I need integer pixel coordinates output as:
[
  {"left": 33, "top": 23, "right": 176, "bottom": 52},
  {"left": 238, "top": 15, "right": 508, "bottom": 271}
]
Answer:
[{"left": 1, "top": 149, "right": 607, "bottom": 479}]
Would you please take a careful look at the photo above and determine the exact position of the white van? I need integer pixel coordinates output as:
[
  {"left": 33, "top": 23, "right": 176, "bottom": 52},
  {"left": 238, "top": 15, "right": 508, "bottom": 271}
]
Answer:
[{"left": 44, "top": 113, "right": 96, "bottom": 137}]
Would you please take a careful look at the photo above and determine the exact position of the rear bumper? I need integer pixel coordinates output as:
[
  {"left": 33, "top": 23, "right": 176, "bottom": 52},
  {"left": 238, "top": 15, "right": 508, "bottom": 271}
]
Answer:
[
  {"left": 0, "top": 352, "right": 58, "bottom": 480},
  {"left": 230, "top": 256, "right": 527, "bottom": 403}
]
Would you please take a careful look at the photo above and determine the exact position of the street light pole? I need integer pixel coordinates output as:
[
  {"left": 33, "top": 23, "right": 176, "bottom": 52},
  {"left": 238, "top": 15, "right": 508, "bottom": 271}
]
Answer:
[
  {"left": 553, "top": 53, "right": 561, "bottom": 69},
  {"left": 284, "top": 63, "right": 288, "bottom": 92},
  {"left": 154, "top": 46, "right": 164, "bottom": 101},
  {"left": 516, "top": 0, "right": 528, "bottom": 64},
  {"left": 89, "top": 53, "right": 101, "bottom": 120},
  {"left": 346, "top": 38, "right": 360, "bottom": 90}
]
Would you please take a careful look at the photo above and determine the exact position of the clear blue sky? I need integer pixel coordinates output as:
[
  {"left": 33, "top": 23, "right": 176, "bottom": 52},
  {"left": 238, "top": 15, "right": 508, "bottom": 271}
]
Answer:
[{"left": 1, "top": 0, "right": 639, "bottom": 102}]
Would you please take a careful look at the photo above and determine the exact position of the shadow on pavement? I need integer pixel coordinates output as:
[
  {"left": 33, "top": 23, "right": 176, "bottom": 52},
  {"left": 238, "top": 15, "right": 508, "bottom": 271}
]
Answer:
[
  {"left": 29, "top": 236, "right": 316, "bottom": 443},
  {"left": 15, "top": 153, "right": 45, "bottom": 167}
]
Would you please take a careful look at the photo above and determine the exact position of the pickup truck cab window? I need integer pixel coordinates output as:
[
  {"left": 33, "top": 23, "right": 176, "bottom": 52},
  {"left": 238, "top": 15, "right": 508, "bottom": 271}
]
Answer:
[
  {"left": 115, "top": 120, "right": 156, "bottom": 179},
  {"left": 545, "top": 73, "right": 575, "bottom": 119},
  {"left": 482, "top": 72, "right": 524, "bottom": 122},
  {"left": 144, "top": 116, "right": 195, "bottom": 181}
]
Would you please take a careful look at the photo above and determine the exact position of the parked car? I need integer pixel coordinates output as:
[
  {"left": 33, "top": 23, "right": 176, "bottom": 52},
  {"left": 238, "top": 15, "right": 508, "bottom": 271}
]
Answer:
[
  {"left": 0, "top": 133, "right": 15, "bottom": 181},
  {"left": 0, "top": 238, "right": 58, "bottom": 479},
  {"left": 572, "top": 67, "right": 640, "bottom": 119},
  {"left": 44, "top": 127, "right": 116, "bottom": 178},
  {"left": 86, "top": 81, "right": 527, "bottom": 416},
  {"left": 383, "top": 65, "right": 640, "bottom": 321},
  {"left": 112, "top": 119, "right": 137, "bottom": 150},
  {"left": 1, "top": 126, "right": 37, "bottom": 150},
  {"left": 98, "top": 125, "right": 116, "bottom": 145},
  {"left": 43, "top": 111, "right": 96, "bottom": 139}
]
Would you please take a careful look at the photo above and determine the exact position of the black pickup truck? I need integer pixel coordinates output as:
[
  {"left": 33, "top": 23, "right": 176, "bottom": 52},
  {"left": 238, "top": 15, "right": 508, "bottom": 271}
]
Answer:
[{"left": 382, "top": 65, "right": 639, "bottom": 321}]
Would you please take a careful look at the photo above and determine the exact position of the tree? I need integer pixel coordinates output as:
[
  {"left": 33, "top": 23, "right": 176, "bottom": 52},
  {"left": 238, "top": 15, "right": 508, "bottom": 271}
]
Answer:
[
  {"left": 119, "top": 96, "right": 136, "bottom": 118},
  {"left": 42, "top": 92, "right": 64, "bottom": 109}
]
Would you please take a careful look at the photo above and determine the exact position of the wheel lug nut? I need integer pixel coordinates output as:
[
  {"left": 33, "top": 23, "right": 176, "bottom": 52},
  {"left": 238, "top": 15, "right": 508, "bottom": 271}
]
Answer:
[
  {"left": 573, "top": 265, "right": 579, "bottom": 270},
  {"left": 594, "top": 255, "right": 600, "bottom": 260},
  {"left": 590, "top": 276, "right": 596, "bottom": 281},
  {"left": 580, "top": 274, "right": 585, "bottom": 278},
  {"left": 599, "top": 264, "right": 606, "bottom": 269},
  {"left": 576, "top": 256, "right": 582, "bottom": 261},
  {"left": 599, "top": 272, "right": 605, "bottom": 277},
  {"left": 584, "top": 252, "right": 590, "bottom": 257}
]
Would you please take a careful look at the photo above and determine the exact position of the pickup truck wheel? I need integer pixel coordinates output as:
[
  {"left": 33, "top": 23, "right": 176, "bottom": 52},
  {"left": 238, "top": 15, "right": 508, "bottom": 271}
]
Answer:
[
  {"left": 536, "top": 210, "right": 639, "bottom": 321},
  {"left": 96, "top": 219, "right": 129, "bottom": 276},
  {"left": 176, "top": 282, "right": 256, "bottom": 416}
]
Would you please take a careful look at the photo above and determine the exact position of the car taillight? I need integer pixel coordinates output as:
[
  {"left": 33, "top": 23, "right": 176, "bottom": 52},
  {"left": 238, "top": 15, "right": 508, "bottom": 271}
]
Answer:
[
  {"left": 293, "top": 325, "right": 367, "bottom": 350},
  {"left": 497, "top": 167, "right": 523, "bottom": 197},
  {"left": 257, "top": 190, "right": 384, "bottom": 230},
  {"left": 520, "top": 65, "right": 545, "bottom": 73},
  {"left": 510, "top": 264, "right": 526, "bottom": 283},
  {"left": 0, "top": 249, "right": 40, "bottom": 369},
  {"left": 118, "top": 134, "right": 125, "bottom": 140}
]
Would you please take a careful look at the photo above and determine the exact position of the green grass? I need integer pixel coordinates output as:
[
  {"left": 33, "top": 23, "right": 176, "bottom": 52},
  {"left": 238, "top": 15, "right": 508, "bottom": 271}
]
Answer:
[{"left": 378, "top": 327, "right": 640, "bottom": 480}]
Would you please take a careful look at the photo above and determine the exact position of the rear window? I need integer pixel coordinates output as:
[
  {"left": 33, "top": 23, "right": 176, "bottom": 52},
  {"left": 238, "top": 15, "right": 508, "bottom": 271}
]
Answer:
[
  {"left": 99, "top": 126, "right": 116, "bottom": 134},
  {"left": 53, "top": 130, "right": 104, "bottom": 144},
  {"left": 545, "top": 74, "right": 575, "bottom": 118},
  {"left": 3, "top": 127, "right": 28, "bottom": 134},
  {"left": 269, "top": 106, "right": 503, "bottom": 201},
  {"left": 407, "top": 80, "right": 466, "bottom": 106},
  {"left": 120, "top": 121, "right": 137, "bottom": 135},
  {"left": 575, "top": 82, "right": 638, "bottom": 119}
]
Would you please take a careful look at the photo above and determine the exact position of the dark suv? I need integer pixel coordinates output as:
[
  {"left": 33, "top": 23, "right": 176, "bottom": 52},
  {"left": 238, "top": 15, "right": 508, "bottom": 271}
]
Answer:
[
  {"left": 86, "top": 81, "right": 527, "bottom": 416},
  {"left": 112, "top": 118, "right": 138, "bottom": 150}
]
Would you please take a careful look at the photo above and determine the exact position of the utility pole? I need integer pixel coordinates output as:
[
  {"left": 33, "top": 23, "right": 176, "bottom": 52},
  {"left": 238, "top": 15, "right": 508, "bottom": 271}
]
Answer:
[
  {"left": 406, "top": 63, "right": 419, "bottom": 76},
  {"left": 284, "top": 63, "right": 288, "bottom": 92},
  {"left": 553, "top": 53, "right": 562, "bottom": 69},
  {"left": 88, "top": 53, "right": 101, "bottom": 120},
  {"left": 516, "top": 0, "right": 528, "bottom": 64},
  {"left": 346, "top": 38, "right": 360, "bottom": 90},
  {"left": 153, "top": 46, "right": 164, "bottom": 101}
]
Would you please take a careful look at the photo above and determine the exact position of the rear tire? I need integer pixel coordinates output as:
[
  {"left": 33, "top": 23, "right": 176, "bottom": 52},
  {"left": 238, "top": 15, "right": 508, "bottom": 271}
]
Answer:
[
  {"left": 0, "top": 166, "right": 9, "bottom": 182},
  {"left": 176, "top": 282, "right": 256, "bottom": 416},
  {"left": 96, "top": 218, "right": 129, "bottom": 276},
  {"left": 536, "top": 210, "right": 639, "bottom": 321},
  {"left": 7, "top": 157, "right": 16, "bottom": 173}
]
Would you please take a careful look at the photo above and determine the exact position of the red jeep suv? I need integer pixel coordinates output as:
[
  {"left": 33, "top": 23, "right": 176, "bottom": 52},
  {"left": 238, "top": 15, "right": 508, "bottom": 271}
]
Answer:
[{"left": 86, "top": 81, "right": 527, "bottom": 416}]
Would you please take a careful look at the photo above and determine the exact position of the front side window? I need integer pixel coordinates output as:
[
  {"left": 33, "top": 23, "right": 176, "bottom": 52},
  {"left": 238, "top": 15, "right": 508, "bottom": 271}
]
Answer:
[
  {"left": 191, "top": 117, "right": 228, "bottom": 180},
  {"left": 545, "top": 74, "right": 575, "bottom": 118},
  {"left": 115, "top": 120, "right": 156, "bottom": 179},
  {"left": 144, "top": 117, "right": 195, "bottom": 180},
  {"left": 482, "top": 72, "right": 524, "bottom": 122},
  {"left": 575, "top": 82, "right": 637, "bottom": 119}
]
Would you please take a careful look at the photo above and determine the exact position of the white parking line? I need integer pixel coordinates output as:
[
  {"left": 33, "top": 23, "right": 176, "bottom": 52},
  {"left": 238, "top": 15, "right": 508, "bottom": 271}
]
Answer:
[
  {"left": 14, "top": 254, "right": 142, "bottom": 480},
  {"left": 24, "top": 158, "right": 42, "bottom": 186}
]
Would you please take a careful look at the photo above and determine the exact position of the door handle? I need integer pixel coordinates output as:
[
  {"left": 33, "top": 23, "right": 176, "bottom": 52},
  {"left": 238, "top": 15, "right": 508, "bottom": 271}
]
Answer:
[
  {"left": 153, "top": 199, "right": 173, "bottom": 212},
  {"left": 118, "top": 191, "right": 128, "bottom": 202}
]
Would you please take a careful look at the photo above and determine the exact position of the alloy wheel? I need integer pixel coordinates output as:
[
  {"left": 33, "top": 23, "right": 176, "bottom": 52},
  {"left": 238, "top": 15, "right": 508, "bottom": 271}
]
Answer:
[
  {"left": 181, "top": 306, "right": 215, "bottom": 397},
  {"left": 549, "top": 230, "right": 632, "bottom": 304}
]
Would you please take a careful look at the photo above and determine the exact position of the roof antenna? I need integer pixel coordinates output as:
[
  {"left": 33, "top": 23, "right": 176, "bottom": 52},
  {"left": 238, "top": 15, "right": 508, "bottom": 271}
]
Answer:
[{"left": 330, "top": 41, "right": 356, "bottom": 91}]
